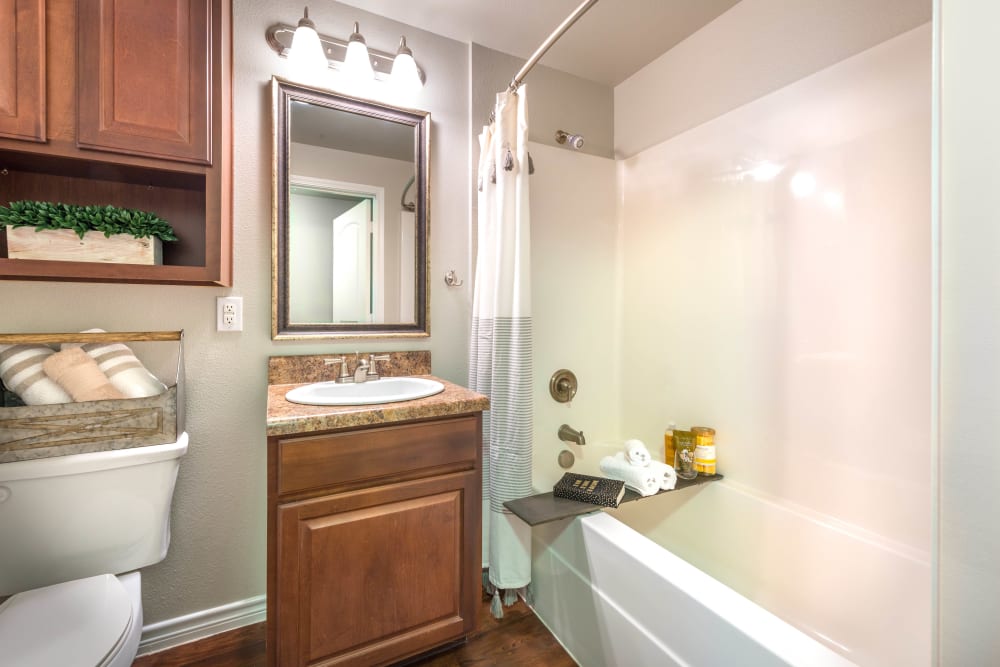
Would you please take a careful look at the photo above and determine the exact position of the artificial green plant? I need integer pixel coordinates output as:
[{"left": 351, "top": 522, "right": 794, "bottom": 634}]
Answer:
[{"left": 0, "top": 200, "right": 178, "bottom": 242}]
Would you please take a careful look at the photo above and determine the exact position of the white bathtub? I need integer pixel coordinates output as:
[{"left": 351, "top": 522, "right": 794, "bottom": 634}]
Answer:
[{"left": 530, "top": 477, "right": 930, "bottom": 666}]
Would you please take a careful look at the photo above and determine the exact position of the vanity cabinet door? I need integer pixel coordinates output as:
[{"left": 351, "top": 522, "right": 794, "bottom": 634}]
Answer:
[
  {"left": 0, "top": 0, "right": 45, "bottom": 142},
  {"left": 76, "top": 0, "right": 211, "bottom": 164},
  {"left": 275, "top": 471, "right": 479, "bottom": 667}
]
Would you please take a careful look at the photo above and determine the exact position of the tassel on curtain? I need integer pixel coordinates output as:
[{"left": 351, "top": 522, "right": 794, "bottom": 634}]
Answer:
[{"left": 471, "top": 86, "right": 534, "bottom": 619}]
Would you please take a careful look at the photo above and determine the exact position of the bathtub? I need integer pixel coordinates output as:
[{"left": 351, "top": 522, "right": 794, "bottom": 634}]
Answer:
[{"left": 529, "top": 475, "right": 930, "bottom": 666}]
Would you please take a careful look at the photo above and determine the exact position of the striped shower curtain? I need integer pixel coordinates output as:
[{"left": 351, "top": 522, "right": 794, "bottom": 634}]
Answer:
[{"left": 470, "top": 86, "right": 533, "bottom": 617}]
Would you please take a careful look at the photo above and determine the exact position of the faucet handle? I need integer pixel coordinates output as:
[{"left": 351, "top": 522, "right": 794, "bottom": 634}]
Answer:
[
  {"left": 324, "top": 357, "right": 351, "bottom": 382},
  {"left": 367, "top": 354, "right": 391, "bottom": 380}
]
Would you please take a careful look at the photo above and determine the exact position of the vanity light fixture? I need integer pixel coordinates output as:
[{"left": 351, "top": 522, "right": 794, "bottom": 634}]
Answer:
[
  {"left": 266, "top": 10, "right": 426, "bottom": 92},
  {"left": 287, "top": 7, "right": 327, "bottom": 75}
]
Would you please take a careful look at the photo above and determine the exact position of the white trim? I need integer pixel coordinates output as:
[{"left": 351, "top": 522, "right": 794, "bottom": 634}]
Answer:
[{"left": 136, "top": 595, "right": 266, "bottom": 656}]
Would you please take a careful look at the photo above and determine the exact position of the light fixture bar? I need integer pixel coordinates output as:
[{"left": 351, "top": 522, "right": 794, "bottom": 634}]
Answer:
[{"left": 266, "top": 23, "right": 426, "bottom": 84}]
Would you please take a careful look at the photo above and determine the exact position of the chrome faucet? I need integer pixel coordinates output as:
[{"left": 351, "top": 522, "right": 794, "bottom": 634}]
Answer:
[
  {"left": 324, "top": 353, "right": 392, "bottom": 383},
  {"left": 353, "top": 355, "right": 370, "bottom": 383},
  {"left": 558, "top": 424, "right": 586, "bottom": 446}
]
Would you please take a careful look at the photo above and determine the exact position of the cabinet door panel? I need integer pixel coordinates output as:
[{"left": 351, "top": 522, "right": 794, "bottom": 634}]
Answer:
[
  {"left": 0, "top": 0, "right": 45, "bottom": 142},
  {"left": 77, "top": 0, "right": 210, "bottom": 164},
  {"left": 277, "top": 472, "right": 477, "bottom": 667}
]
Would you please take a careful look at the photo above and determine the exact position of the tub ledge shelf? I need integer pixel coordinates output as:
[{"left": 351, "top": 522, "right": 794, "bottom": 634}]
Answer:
[{"left": 504, "top": 474, "right": 723, "bottom": 527}]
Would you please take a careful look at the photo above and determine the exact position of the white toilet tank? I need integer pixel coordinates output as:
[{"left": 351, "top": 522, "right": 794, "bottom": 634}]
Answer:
[{"left": 0, "top": 433, "right": 188, "bottom": 596}]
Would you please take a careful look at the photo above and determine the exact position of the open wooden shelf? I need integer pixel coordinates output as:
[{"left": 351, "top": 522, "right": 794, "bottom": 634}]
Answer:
[
  {"left": 0, "top": 0, "right": 232, "bottom": 286},
  {"left": 504, "top": 474, "right": 723, "bottom": 527}
]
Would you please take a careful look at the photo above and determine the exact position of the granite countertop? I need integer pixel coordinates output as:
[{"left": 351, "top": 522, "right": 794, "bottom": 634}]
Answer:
[{"left": 266, "top": 375, "right": 489, "bottom": 437}]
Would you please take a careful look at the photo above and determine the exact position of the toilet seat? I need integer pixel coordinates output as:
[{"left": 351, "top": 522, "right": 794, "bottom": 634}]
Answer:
[{"left": 0, "top": 573, "right": 133, "bottom": 667}]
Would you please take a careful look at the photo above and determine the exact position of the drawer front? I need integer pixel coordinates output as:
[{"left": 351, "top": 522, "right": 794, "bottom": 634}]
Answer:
[{"left": 278, "top": 415, "right": 479, "bottom": 496}]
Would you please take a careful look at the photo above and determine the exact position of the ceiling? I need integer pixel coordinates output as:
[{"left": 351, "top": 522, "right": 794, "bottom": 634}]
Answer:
[{"left": 335, "top": 0, "right": 742, "bottom": 86}]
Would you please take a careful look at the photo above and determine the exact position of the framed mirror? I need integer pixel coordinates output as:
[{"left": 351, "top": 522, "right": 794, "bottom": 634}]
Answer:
[{"left": 272, "top": 77, "right": 430, "bottom": 339}]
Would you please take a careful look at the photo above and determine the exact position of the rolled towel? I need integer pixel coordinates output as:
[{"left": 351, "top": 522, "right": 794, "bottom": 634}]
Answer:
[
  {"left": 63, "top": 329, "right": 167, "bottom": 398},
  {"left": 614, "top": 452, "right": 677, "bottom": 491},
  {"left": 0, "top": 344, "right": 72, "bottom": 405},
  {"left": 624, "top": 438, "right": 652, "bottom": 467},
  {"left": 600, "top": 455, "right": 660, "bottom": 497},
  {"left": 648, "top": 460, "right": 678, "bottom": 491},
  {"left": 43, "top": 347, "right": 125, "bottom": 402}
]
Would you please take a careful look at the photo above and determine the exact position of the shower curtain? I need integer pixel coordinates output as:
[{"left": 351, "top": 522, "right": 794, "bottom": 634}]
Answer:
[{"left": 470, "top": 87, "right": 533, "bottom": 617}]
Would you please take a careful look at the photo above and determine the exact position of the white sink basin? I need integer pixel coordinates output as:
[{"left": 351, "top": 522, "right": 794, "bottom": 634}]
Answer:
[{"left": 284, "top": 377, "right": 445, "bottom": 406}]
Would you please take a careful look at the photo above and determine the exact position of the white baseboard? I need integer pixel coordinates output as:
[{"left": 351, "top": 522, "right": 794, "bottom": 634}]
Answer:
[{"left": 137, "top": 595, "right": 266, "bottom": 656}]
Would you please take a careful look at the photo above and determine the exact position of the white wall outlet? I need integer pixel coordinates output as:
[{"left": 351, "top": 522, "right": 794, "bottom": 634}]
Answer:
[{"left": 217, "top": 296, "right": 243, "bottom": 332}]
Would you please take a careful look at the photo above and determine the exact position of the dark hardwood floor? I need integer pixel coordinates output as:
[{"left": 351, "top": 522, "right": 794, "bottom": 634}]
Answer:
[{"left": 132, "top": 594, "right": 575, "bottom": 667}]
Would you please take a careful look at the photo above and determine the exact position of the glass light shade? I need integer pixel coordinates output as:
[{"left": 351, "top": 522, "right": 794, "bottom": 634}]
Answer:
[
  {"left": 391, "top": 51, "right": 422, "bottom": 95},
  {"left": 390, "top": 37, "right": 422, "bottom": 95},
  {"left": 288, "top": 11, "right": 327, "bottom": 76},
  {"left": 344, "top": 23, "right": 374, "bottom": 82}
]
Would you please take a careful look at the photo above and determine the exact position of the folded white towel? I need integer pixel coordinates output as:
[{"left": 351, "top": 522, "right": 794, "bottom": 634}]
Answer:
[
  {"left": 614, "top": 452, "right": 676, "bottom": 491},
  {"left": 600, "top": 455, "right": 660, "bottom": 497},
  {"left": 624, "top": 438, "right": 652, "bottom": 466}
]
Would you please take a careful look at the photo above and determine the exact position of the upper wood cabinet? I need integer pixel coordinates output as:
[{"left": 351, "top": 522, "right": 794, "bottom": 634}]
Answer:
[
  {"left": 0, "top": 0, "right": 232, "bottom": 286},
  {"left": 77, "top": 0, "right": 211, "bottom": 164},
  {"left": 0, "top": 0, "right": 46, "bottom": 143}
]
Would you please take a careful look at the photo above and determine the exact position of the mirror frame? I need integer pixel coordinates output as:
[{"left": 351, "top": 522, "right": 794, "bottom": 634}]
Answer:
[{"left": 271, "top": 76, "right": 431, "bottom": 339}]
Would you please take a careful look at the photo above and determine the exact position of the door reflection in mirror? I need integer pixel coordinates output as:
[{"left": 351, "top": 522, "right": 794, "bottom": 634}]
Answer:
[{"left": 289, "top": 183, "right": 382, "bottom": 324}]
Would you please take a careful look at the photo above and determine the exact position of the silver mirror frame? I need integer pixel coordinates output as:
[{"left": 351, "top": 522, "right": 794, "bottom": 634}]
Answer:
[{"left": 271, "top": 76, "right": 430, "bottom": 340}]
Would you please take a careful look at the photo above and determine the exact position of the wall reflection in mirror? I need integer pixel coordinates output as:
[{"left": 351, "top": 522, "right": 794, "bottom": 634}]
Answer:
[{"left": 273, "top": 77, "right": 429, "bottom": 339}]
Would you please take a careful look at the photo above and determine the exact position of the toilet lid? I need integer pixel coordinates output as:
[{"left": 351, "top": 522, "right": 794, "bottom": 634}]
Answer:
[{"left": 0, "top": 573, "right": 132, "bottom": 666}]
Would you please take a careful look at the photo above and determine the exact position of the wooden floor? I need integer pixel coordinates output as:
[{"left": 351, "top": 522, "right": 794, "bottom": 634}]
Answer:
[{"left": 132, "top": 594, "right": 575, "bottom": 667}]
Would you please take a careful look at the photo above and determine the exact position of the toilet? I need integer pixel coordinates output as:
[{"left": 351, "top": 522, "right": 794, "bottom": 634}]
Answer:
[{"left": 0, "top": 433, "right": 188, "bottom": 666}]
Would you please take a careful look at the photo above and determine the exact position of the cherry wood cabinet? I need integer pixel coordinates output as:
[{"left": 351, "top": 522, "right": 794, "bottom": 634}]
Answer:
[
  {"left": 267, "top": 414, "right": 483, "bottom": 667},
  {"left": 0, "top": 0, "right": 232, "bottom": 285},
  {"left": 77, "top": 0, "right": 211, "bottom": 164},
  {"left": 0, "top": 0, "right": 46, "bottom": 143}
]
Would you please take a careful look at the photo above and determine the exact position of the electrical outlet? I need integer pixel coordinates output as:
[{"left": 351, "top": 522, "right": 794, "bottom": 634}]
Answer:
[{"left": 217, "top": 296, "right": 243, "bottom": 332}]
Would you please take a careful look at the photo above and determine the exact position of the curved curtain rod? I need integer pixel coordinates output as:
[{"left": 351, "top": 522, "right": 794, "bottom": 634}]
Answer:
[{"left": 508, "top": 0, "right": 600, "bottom": 93}]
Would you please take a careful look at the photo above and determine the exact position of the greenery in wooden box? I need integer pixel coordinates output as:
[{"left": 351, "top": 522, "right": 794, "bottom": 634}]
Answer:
[
  {"left": 0, "top": 200, "right": 177, "bottom": 241},
  {"left": 1, "top": 201, "right": 178, "bottom": 265}
]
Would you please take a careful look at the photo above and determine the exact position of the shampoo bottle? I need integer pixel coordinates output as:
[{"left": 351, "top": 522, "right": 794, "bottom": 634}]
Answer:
[{"left": 664, "top": 422, "right": 676, "bottom": 467}]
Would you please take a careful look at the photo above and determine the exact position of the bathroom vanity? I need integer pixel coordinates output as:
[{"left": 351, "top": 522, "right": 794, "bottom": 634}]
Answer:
[{"left": 266, "top": 354, "right": 488, "bottom": 667}]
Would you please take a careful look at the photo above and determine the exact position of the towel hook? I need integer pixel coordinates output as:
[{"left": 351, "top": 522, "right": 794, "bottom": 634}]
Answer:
[{"left": 444, "top": 270, "right": 464, "bottom": 287}]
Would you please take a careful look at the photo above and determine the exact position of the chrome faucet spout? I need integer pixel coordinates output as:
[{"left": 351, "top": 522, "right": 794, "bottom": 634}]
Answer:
[
  {"left": 558, "top": 424, "right": 586, "bottom": 446},
  {"left": 354, "top": 357, "right": 370, "bottom": 383}
]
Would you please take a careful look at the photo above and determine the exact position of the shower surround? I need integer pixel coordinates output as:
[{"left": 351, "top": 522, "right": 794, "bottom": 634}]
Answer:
[{"left": 529, "top": 23, "right": 932, "bottom": 667}]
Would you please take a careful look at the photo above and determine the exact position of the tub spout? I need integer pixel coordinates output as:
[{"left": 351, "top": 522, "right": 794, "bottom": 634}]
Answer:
[{"left": 558, "top": 424, "right": 586, "bottom": 446}]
